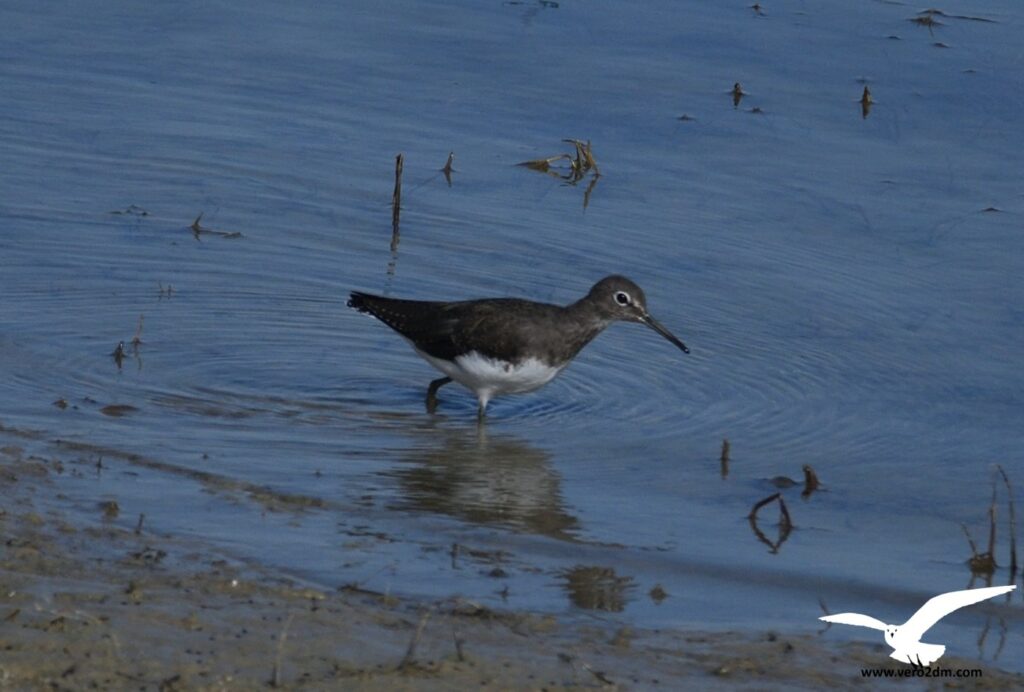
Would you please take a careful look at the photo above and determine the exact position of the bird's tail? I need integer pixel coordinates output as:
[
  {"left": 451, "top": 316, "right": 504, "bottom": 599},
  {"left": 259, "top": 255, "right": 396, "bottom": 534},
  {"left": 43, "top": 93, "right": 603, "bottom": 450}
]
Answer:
[
  {"left": 347, "top": 291, "right": 449, "bottom": 342},
  {"left": 347, "top": 291, "right": 374, "bottom": 312},
  {"left": 346, "top": 291, "right": 422, "bottom": 335}
]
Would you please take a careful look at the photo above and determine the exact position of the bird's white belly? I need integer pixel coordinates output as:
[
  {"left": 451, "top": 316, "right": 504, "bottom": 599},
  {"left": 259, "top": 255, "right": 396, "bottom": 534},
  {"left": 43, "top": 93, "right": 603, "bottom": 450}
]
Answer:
[{"left": 415, "top": 349, "right": 563, "bottom": 398}]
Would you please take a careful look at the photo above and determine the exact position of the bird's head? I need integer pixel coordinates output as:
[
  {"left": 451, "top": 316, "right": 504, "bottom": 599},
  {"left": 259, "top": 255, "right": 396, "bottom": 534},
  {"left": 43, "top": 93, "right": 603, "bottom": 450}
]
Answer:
[
  {"left": 884, "top": 625, "right": 900, "bottom": 645},
  {"left": 587, "top": 276, "right": 689, "bottom": 354}
]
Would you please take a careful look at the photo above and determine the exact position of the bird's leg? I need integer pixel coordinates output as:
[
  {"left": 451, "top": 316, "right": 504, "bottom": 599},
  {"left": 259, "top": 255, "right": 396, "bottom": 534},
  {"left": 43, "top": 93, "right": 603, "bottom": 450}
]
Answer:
[
  {"left": 425, "top": 377, "right": 452, "bottom": 413},
  {"left": 476, "top": 400, "right": 488, "bottom": 423}
]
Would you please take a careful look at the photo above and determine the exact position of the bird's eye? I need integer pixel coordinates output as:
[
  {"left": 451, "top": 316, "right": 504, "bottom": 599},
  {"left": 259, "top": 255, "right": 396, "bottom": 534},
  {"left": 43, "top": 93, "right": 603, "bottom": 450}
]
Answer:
[{"left": 614, "top": 291, "right": 630, "bottom": 306}]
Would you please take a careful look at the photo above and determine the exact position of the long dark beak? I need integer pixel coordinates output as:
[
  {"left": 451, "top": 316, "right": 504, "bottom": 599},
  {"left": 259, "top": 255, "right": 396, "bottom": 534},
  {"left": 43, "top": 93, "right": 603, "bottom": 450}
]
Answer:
[{"left": 640, "top": 313, "right": 690, "bottom": 354}]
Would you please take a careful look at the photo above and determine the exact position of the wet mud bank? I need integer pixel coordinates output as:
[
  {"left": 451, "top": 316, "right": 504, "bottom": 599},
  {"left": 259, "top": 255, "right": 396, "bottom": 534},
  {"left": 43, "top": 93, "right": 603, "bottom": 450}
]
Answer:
[{"left": 2, "top": 442, "right": 1020, "bottom": 690}]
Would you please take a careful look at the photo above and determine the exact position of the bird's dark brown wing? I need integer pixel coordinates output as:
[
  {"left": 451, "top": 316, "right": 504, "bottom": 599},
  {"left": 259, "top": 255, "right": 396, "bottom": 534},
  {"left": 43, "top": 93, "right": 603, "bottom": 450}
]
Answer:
[
  {"left": 348, "top": 292, "right": 563, "bottom": 363},
  {"left": 448, "top": 300, "right": 565, "bottom": 363},
  {"left": 348, "top": 292, "right": 464, "bottom": 360}
]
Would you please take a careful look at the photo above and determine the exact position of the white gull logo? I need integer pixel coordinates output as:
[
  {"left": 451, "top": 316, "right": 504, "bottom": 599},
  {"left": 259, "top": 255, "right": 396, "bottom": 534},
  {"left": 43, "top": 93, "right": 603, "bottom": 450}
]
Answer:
[{"left": 820, "top": 585, "right": 1015, "bottom": 666}]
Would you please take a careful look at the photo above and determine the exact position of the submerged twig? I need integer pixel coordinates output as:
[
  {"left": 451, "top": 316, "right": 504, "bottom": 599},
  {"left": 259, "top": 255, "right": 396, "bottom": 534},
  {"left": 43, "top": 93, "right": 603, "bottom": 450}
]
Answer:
[
  {"left": 748, "top": 492, "right": 793, "bottom": 553},
  {"left": 190, "top": 212, "right": 242, "bottom": 240},
  {"left": 582, "top": 175, "right": 599, "bottom": 210},
  {"left": 778, "top": 495, "right": 793, "bottom": 531},
  {"left": 581, "top": 140, "right": 600, "bottom": 176}
]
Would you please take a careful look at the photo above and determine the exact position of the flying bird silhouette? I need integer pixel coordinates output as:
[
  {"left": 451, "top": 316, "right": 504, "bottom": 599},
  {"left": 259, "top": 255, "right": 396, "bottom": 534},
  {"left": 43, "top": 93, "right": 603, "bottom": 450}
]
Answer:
[{"left": 820, "top": 585, "right": 1015, "bottom": 666}]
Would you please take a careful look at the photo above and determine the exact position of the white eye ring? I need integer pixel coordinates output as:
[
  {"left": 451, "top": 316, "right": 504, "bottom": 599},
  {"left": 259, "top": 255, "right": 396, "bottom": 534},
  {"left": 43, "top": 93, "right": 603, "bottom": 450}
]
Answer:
[{"left": 614, "top": 291, "right": 630, "bottom": 306}]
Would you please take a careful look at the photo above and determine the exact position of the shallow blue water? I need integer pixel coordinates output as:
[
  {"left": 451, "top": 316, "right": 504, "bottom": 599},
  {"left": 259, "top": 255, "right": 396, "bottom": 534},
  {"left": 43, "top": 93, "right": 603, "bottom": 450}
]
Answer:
[{"left": 1, "top": 0, "right": 1022, "bottom": 669}]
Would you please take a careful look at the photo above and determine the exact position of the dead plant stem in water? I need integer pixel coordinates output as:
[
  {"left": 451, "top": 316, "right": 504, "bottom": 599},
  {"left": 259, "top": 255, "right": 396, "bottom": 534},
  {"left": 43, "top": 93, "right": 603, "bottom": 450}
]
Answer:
[{"left": 391, "top": 153, "right": 403, "bottom": 245}]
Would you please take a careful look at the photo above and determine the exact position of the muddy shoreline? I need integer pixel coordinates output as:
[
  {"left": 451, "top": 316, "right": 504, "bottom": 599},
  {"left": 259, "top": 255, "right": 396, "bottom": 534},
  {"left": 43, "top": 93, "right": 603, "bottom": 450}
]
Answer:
[{"left": 1, "top": 442, "right": 1019, "bottom": 690}]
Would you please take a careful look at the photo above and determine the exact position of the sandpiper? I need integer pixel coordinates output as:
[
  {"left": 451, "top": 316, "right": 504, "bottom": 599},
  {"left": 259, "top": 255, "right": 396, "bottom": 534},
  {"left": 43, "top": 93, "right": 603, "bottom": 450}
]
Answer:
[{"left": 348, "top": 275, "right": 689, "bottom": 419}]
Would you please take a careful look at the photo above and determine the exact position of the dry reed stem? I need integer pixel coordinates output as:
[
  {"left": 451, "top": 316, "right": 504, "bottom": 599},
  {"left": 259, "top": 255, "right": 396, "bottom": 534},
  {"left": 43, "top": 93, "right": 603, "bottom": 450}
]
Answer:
[
  {"left": 996, "top": 465, "right": 1018, "bottom": 575},
  {"left": 398, "top": 608, "right": 431, "bottom": 670}
]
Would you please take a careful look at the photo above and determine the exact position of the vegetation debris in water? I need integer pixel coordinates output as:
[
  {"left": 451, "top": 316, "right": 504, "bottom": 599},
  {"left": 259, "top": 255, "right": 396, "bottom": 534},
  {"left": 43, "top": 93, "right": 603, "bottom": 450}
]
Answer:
[
  {"left": 517, "top": 138, "right": 600, "bottom": 184},
  {"left": 860, "top": 85, "right": 873, "bottom": 119},
  {"left": 441, "top": 151, "right": 455, "bottom": 186},
  {"left": 801, "top": 465, "right": 821, "bottom": 498},
  {"left": 731, "top": 82, "right": 745, "bottom": 108}
]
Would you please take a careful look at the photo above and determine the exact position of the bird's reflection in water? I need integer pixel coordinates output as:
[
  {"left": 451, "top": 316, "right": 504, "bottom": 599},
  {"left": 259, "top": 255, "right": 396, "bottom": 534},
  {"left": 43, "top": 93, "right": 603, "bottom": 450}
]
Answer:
[{"left": 383, "top": 424, "right": 580, "bottom": 541}]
